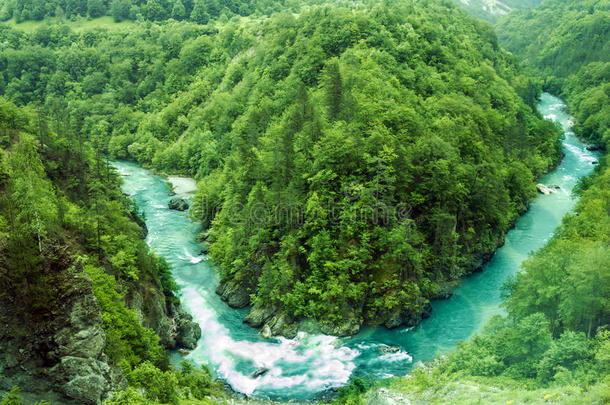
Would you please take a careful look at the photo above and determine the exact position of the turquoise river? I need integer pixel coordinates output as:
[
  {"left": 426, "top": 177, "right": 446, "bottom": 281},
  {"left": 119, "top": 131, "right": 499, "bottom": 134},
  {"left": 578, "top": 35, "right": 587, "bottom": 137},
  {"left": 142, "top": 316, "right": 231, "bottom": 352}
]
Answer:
[{"left": 113, "top": 93, "right": 599, "bottom": 400}]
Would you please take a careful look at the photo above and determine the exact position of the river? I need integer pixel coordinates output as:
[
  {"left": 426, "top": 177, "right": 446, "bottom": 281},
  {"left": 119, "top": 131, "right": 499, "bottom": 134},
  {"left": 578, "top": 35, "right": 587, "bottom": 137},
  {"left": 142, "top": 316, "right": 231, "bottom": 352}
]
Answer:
[{"left": 113, "top": 93, "right": 599, "bottom": 400}]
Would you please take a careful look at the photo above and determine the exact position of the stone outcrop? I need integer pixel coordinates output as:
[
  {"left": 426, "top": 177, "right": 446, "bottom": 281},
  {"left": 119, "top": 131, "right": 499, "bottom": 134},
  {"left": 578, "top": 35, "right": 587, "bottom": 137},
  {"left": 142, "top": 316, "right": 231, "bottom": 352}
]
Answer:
[
  {"left": 244, "top": 303, "right": 297, "bottom": 339},
  {"left": 216, "top": 280, "right": 251, "bottom": 308},
  {"left": 126, "top": 286, "right": 201, "bottom": 350},
  {"left": 168, "top": 197, "right": 189, "bottom": 211},
  {"left": 0, "top": 249, "right": 125, "bottom": 404}
]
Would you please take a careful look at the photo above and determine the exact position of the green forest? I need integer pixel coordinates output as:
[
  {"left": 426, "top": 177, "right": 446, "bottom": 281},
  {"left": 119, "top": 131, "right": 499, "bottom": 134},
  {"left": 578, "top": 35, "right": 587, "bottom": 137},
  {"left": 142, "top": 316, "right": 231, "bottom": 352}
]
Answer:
[{"left": 0, "top": 0, "right": 608, "bottom": 403}]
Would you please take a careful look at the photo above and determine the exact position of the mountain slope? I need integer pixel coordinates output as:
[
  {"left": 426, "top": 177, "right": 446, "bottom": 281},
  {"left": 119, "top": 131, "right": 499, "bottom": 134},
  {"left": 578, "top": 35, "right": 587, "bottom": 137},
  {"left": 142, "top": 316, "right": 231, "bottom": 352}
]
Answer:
[
  {"left": 0, "top": 98, "right": 206, "bottom": 404},
  {"left": 0, "top": 0, "right": 561, "bottom": 336},
  {"left": 453, "top": 0, "right": 542, "bottom": 22},
  {"left": 496, "top": 0, "right": 610, "bottom": 146}
]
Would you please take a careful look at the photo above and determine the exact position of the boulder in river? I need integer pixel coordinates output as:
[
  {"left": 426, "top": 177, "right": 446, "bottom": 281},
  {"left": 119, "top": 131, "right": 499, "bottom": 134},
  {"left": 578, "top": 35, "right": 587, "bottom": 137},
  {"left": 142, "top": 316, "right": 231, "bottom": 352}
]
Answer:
[
  {"left": 251, "top": 367, "right": 269, "bottom": 379},
  {"left": 536, "top": 184, "right": 556, "bottom": 195},
  {"left": 592, "top": 160, "right": 599, "bottom": 165},
  {"left": 260, "top": 324, "right": 272, "bottom": 339},
  {"left": 168, "top": 197, "right": 189, "bottom": 211},
  {"left": 378, "top": 345, "right": 401, "bottom": 355},
  {"left": 586, "top": 145, "right": 601, "bottom": 151}
]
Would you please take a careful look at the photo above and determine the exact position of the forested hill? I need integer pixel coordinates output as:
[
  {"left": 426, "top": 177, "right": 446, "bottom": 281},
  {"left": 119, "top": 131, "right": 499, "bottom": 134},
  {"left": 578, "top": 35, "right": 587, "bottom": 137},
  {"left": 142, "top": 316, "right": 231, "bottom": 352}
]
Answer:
[
  {"left": 496, "top": 0, "right": 610, "bottom": 147},
  {"left": 0, "top": 98, "right": 226, "bottom": 404},
  {"left": 0, "top": 0, "right": 561, "bottom": 336},
  {"left": 335, "top": 0, "right": 610, "bottom": 402}
]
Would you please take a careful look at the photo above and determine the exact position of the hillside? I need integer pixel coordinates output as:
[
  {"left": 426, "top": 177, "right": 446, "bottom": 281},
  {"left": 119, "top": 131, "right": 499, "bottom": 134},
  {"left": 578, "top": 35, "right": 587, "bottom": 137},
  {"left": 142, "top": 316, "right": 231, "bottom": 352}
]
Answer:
[
  {"left": 496, "top": 0, "right": 610, "bottom": 146},
  {"left": 330, "top": 0, "right": 610, "bottom": 403},
  {"left": 0, "top": 97, "right": 229, "bottom": 403},
  {"left": 2, "top": 0, "right": 607, "bottom": 403},
  {"left": 453, "top": 0, "right": 542, "bottom": 22},
  {"left": 0, "top": 0, "right": 562, "bottom": 337}
]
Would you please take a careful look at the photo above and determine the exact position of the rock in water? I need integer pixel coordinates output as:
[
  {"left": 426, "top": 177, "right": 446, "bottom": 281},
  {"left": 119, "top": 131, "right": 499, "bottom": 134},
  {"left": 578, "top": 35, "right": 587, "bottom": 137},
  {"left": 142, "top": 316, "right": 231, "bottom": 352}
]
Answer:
[
  {"left": 251, "top": 367, "right": 269, "bottom": 378},
  {"left": 536, "top": 184, "right": 555, "bottom": 195},
  {"left": 378, "top": 345, "right": 401, "bottom": 354},
  {"left": 261, "top": 324, "right": 272, "bottom": 339},
  {"left": 168, "top": 197, "right": 189, "bottom": 211}
]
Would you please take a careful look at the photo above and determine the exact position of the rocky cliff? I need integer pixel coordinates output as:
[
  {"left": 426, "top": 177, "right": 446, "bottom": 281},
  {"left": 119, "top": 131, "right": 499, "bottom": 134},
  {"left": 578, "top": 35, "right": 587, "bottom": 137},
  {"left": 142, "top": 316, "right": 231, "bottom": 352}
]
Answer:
[{"left": 0, "top": 237, "right": 200, "bottom": 404}]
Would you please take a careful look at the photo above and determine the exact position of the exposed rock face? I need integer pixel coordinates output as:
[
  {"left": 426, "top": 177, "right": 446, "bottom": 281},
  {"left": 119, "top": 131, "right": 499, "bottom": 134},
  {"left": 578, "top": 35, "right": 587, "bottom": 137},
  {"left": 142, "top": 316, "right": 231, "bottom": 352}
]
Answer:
[
  {"left": 168, "top": 197, "right": 189, "bottom": 211},
  {"left": 51, "top": 357, "right": 123, "bottom": 405},
  {"left": 0, "top": 248, "right": 124, "bottom": 405},
  {"left": 244, "top": 303, "right": 297, "bottom": 339},
  {"left": 126, "top": 286, "right": 201, "bottom": 350},
  {"left": 319, "top": 314, "right": 361, "bottom": 337},
  {"left": 216, "top": 280, "right": 251, "bottom": 308}
]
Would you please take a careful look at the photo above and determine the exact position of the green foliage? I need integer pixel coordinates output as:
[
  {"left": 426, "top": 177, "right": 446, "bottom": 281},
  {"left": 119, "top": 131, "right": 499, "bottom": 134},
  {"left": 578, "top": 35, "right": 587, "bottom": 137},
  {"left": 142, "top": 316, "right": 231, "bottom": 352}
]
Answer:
[
  {"left": 0, "top": 0, "right": 562, "bottom": 330},
  {"left": 86, "top": 264, "right": 167, "bottom": 369},
  {"left": 0, "top": 96, "right": 193, "bottom": 399},
  {"left": 128, "top": 361, "right": 179, "bottom": 404},
  {"left": 496, "top": 0, "right": 610, "bottom": 147}
]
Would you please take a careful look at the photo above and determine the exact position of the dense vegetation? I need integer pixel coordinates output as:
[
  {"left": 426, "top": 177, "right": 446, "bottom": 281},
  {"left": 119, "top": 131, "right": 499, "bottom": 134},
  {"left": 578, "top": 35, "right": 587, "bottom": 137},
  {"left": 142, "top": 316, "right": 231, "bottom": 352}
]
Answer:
[
  {"left": 0, "top": 97, "right": 223, "bottom": 403},
  {"left": 334, "top": 0, "right": 610, "bottom": 402},
  {"left": 453, "top": 0, "right": 542, "bottom": 22},
  {"left": 496, "top": 0, "right": 610, "bottom": 147},
  {"left": 0, "top": 0, "right": 284, "bottom": 23},
  {"left": 335, "top": 158, "right": 610, "bottom": 405},
  {"left": 0, "top": 0, "right": 562, "bottom": 334},
  {"left": 1, "top": 0, "right": 607, "bottom": 402}
]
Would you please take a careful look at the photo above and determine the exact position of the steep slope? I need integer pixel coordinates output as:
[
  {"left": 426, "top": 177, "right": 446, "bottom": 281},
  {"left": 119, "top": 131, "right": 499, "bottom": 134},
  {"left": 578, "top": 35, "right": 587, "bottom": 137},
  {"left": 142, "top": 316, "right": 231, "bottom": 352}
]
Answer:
[
  {"left": 0, "top": 1, "right": 561, "bottom": 337},
  {"left": 332, "top": 1, "right": 610, "bottom": 403},
  {"left": 0, "top": 98, "right": 201, "bottom": 404},
  {"left": 496, "top": 0, "right": 610, "bottom": 146}
]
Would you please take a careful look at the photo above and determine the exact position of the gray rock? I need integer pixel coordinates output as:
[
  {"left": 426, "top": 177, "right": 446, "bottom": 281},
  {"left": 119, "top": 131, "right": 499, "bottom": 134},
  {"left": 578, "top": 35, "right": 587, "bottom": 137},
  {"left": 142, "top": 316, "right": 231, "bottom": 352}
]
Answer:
[
  {"left": 54, "top": 294, "right": 105, "bottom": 359},
  {"left": 378, "top": 345, "right": 401, "bottom": 355},
  {"left": 168, "top": 197, "right": 189, "bottom": 211},
  {"left": 536, "top": 184, "right": 555, "bottom": 195},
  {"left": 260, "top": 324, "right": 272, "bottom": 339},
  {"left": 265, "top": 312, "right": 298, "bottom": 339},
  {"left": 50, "top": 356, "right": 124, "bottom": 405},
  {"left": 319, "top": 314, "right": 361, "bottom": 337},
  {"left": 251, "top": 367, "right": 269, "bottom": 379},
  {"left": 244, "top": 302, "right": 276, "bottom": 328},
  {"left": 216, "top": 281, "right": 251, "bottom": 308},
  {"left": 176, "top": 312, "right": 201, "bottom": 349}
]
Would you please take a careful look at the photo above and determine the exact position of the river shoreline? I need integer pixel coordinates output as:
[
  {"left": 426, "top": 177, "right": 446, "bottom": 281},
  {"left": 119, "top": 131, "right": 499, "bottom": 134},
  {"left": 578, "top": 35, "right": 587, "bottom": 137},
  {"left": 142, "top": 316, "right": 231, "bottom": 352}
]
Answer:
[{"left": 114, "top": 93, "right": 598, "bottom": 401}]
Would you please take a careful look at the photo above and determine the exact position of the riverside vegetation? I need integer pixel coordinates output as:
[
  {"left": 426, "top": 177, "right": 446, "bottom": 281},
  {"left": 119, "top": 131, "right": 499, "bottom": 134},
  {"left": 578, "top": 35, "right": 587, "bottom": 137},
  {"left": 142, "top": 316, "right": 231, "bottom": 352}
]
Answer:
[
  {"left": 0, "top": 0, "right": 563, "bottom": 336},
  {"left": 0, "top": 0, "right": 607, "bottom": 403},
  {"left": 334, "top": 0, "right": 610, "bottom": 403}
]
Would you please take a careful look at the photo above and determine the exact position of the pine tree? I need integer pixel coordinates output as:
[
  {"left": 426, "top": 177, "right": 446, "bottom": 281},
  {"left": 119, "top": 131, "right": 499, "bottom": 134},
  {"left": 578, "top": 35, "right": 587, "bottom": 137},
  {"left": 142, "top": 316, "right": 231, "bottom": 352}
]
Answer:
[
  {"left": 171, "top": 0, "right": 186, "bottom": 20},
  {"left": 323, "top": 59, "right": 343, "bottom": 121}
]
